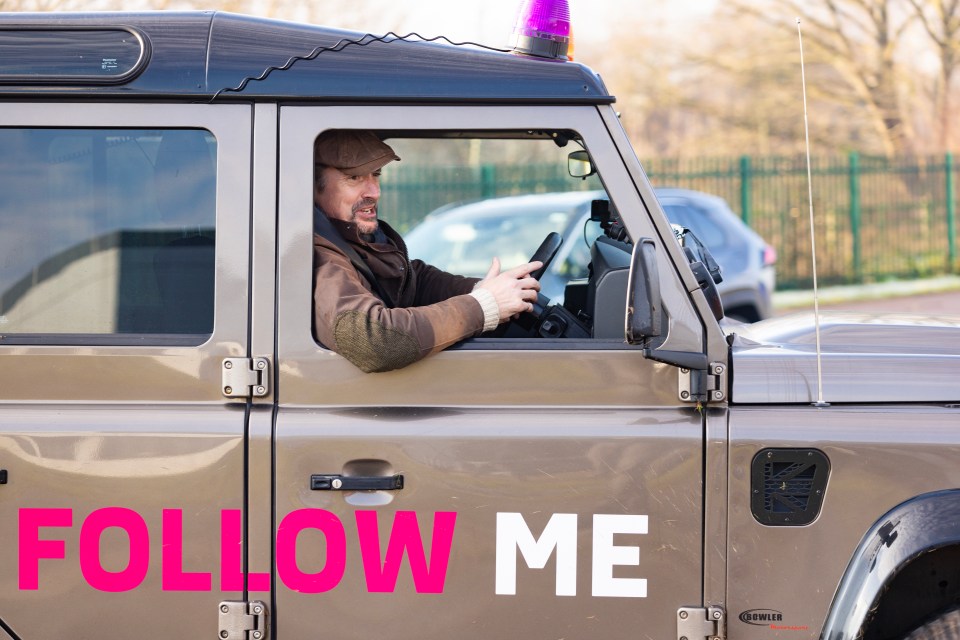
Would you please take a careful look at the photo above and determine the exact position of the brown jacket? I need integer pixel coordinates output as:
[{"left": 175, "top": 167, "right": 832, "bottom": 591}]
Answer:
[{"left": 313, "top": 217, "right": 484, "bottom": 372}]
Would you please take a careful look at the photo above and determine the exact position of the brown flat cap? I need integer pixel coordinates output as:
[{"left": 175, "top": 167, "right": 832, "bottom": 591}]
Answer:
[{"left": 314, "top": 130, "right": 400, "bottom": 176}]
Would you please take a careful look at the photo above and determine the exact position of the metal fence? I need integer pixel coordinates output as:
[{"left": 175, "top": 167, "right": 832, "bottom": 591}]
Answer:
[
  {"left": 382, "top": 154, "right": 959, "bottom": 291},
  {"left": 647, "top": 153, "right": 959, "bottom": 289}
]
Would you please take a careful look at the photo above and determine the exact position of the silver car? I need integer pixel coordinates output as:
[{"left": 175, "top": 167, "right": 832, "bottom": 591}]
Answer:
[{"left": 406, "top": 187, "right": 777, "bottom": 321}]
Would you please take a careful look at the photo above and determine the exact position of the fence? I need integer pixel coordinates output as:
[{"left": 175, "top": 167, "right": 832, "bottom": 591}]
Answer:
[
  {"left": 647, "top": 153, "right": 958, "bottom": 289},
  {"left": 382, "top": 154, "right": 959, "bottom": 291}
]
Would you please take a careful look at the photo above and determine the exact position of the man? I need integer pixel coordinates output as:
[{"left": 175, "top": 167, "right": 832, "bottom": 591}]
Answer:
[{"left": 312, "top": 129, "right": 542, "bottom": 373}]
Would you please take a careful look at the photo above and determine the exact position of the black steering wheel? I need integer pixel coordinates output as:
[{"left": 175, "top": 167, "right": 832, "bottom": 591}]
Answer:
[
  {"left": 529, "top": 231, "right": 563, "bottom": 281},
  {"left": 485, "top": 232, "right": 563, "bottom": 338}
]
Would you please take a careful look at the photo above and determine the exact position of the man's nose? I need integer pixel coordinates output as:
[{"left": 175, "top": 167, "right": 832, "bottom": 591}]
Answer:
[{"left": 362, "top": 175, "right": 380, "bottom": 198}]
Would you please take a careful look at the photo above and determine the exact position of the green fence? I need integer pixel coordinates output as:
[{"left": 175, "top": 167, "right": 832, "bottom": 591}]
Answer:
[
  {"left": 382, "top": 154, "right": 959, "bottom": 291},
  {"left": 646, "top": 153, "right": 959, "bottom": 289}
]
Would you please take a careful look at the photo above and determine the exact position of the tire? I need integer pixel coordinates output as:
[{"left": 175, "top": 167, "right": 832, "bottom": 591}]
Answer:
[{"left": 905, "top": 607, "right": 960, "bottom": 640}]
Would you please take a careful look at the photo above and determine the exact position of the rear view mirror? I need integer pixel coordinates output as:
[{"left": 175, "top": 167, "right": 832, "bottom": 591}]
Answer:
[
  {"left": 567, "top": 150, "right": 595, "bottom": 178},
  {"left": 625, "top": 238, "right": 661, "bottom": 343}
]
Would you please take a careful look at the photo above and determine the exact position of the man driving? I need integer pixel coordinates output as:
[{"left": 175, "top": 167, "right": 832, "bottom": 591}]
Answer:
[{"left": 312, "top": 129, "right": 542, "bottom": 373}]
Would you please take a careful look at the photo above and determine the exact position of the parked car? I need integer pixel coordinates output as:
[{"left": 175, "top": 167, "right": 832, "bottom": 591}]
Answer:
[{"left": 405, "top": 188, "right": 777, "bottom": 321}]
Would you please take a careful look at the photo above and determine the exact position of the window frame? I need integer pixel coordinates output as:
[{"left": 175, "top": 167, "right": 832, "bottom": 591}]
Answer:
[{"left": 0, "top": 102, "right": 252, "bottom": 403}]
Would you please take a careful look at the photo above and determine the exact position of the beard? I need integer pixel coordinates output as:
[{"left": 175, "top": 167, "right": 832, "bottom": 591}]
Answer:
[{"left": 352, "top": 198, "right": 379, "bottom": 234}]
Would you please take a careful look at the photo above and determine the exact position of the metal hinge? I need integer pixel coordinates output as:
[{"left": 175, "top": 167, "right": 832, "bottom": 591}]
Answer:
[
  {"left": 219, "top": 601, "right": 268, "bottom": 640},
  {"left": 222, "top": 358, "right": 270, "bottom": 398},
  {"left": 678, "top": 606, "right": 725, "bottom": 640},
  {"left": 679, "top": 362, "right": 727, "bottom": 404}
]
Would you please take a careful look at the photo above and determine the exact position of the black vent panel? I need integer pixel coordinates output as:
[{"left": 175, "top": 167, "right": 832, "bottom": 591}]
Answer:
[{"left": 751, "top": 448, "right": 830, "bottom": 526}]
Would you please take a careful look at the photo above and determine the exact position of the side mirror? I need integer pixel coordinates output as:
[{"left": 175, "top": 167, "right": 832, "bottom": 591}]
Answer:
[
  {"left": 625, "top": 238, "right": 661, "bottom": 343},
  {"left": 567, "top": 150, "right": 596, "bottom": 178}
]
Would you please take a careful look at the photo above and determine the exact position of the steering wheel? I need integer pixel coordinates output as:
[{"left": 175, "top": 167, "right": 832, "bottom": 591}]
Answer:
[
  {"left": 485, "top": 232, "right": 563, "bottom": 338},
  {"left": 529, "top": 231, "right": 563, "bottom": 281}
]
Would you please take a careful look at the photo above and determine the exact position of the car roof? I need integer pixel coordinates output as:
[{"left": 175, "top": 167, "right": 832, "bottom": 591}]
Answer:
[
  {"left": 654, "top": 187, "right": 729, "bottom": 207},
  {"left": 0, "top": 11, "right": 613, "bottom": 103}
]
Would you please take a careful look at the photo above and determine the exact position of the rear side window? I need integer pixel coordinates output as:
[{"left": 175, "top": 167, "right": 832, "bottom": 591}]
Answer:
[{"left": 0, "top": 128, "right": 216, "bottom": 340}]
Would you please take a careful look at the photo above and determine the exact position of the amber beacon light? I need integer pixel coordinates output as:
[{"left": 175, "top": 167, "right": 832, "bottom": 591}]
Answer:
[{"left": 510, "top": 0, "right": 572, "bottom": 60}]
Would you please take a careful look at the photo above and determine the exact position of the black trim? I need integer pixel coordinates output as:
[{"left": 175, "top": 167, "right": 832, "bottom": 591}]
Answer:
[
  {"left": 0, "top": 616, "right": 23, "bottom": 640},
  {"left": 750, "top": 448, "right": 830, "bottom": 526},
  {"left": 447, "top": 338, "right": 635, "bottom": 351},
  {"left": 0, "top": 333, "right": 211, "bottom": 347},
  {"left": 822, "top": 490, "right": 960, "bottom": 640}
]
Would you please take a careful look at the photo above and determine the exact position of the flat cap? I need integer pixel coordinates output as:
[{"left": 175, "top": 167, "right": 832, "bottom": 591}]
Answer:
[{"left": 314, "top": 130, "right": 400, "bottom": 176}]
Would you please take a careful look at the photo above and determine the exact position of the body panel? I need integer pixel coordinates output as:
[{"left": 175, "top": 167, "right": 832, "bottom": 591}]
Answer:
[
  {"left": 270, "top": 103, "right": 711, "bottom": 637},
  {"left": 0, "top": 12, "right": 611, "bottom": 103},
  {"left": 727, "top": 405, "right": 960, "bottom": 639},
  {"left": 0, "top": 102, "right": 254, "bottom": 637},
  {"left": 731, "top": 312, "right": 960, "bottom": 403}
]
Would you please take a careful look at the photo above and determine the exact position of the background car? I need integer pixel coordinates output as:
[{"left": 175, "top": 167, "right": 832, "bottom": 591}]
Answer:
[{"left": 405, "top": 187, "right": 777, "bottom": 322}]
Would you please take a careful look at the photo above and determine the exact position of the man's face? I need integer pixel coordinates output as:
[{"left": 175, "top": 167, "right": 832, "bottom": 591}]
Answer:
[{"left": 315, "top": 166, "right": 382, "bottom": 235}]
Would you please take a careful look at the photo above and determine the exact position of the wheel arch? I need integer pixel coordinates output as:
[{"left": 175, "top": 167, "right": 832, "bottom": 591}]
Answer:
[{"left": 822, "top": 490, "right": 960, "bottom": 640}]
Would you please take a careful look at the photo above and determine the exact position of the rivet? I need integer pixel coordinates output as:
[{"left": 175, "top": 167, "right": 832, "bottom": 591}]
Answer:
[
  {"left": 224, "top": 361, "right": 233, "bottom": 369},
  {"left": 256, "top": 386, "right": 266, "bottom": 395},
  {"left": 252, "top": 632, "right": 262, "bottom": 639},
  {"left": 224, "top": 386, "right": 233, "bottom": 395},
  {"left": 681, "top": 391, "right": 690, "bottom": 400},
  {"left": 679, "top": 611, "right": 689, "bottom": 620},
  {"left": 257, "top": 360, "right": 265, "bottom": 369},
  {"left": 714, "top": 365, "right": 724, "bottom": 374},
  {"left": 220, "top": 631, "right": 229, "bottom": 639},
  {"left": 713, "top": 611, "right": 722, "bottom": 619},
  {"left": 253, "top": 605, "right": 262, "bottom": 614},
  {"left": 221, "top": 605, "right": 229, "bottom": 613}
]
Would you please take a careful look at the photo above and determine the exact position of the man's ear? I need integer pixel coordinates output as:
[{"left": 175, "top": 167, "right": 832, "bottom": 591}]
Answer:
[{"left": 313, "top": 180, "right": 323, "bottom": 207}]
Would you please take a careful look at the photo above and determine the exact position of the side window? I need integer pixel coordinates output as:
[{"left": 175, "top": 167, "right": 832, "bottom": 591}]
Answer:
[
  {"left": 384, "top": 134, "right": 605, "bottom": 304},
  {"left": 0, "top": 128, "right": 216, "bottom": 339}
]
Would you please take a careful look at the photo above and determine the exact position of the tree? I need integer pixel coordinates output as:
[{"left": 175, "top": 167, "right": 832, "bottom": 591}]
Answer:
[
  {"left": 908, "top": 0, "right": 960, "bottom": 150},
  {"left": 720, "top": 0, "right": 919, "bottom": 156}
]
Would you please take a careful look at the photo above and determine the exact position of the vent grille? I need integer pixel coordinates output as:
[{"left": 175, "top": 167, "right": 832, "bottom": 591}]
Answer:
[{"left": 751, "top": 449, "right": 830, "bottom": 526}]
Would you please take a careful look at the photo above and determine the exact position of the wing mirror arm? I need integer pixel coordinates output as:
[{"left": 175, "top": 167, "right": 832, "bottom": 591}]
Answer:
[{"left": 626, "top": 237, "right": 708, "bottom": 372}]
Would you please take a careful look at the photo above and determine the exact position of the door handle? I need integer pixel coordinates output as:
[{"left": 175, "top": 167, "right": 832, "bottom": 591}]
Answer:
[{"left": 310, "top": 474, "right": 404, "bottom": 491}]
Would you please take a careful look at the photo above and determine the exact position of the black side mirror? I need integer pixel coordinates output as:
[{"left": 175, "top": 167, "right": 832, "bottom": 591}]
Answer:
[
  {"left": 625, "top": 238, "right": 661, "bottom": 343},
  {"left": 627, "top": 236, "right": 709, "bottom": 372}
]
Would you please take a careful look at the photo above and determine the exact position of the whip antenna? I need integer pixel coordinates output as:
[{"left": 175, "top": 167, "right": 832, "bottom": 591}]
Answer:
[{"left": 797, "top": 18, "right": 829, "bottom": 407}]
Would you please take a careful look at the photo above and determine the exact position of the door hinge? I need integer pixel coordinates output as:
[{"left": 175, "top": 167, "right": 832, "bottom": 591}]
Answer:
[
  {"left": 222, "top": 358, "right": 270, "bottom": 398},
  {"left": 678, "top": 606, "right": 725, "bottom": 640},
  {"left": 219, "top": 601, "right": 268, "bottom": 640},
  {"left": 679, "top": 362, "right": 727, "bottom": 404}
]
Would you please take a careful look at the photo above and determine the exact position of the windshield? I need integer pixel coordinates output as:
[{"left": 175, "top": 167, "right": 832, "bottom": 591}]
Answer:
[{"left": 406, "top": 201, "right": 582, "bottom": 276}]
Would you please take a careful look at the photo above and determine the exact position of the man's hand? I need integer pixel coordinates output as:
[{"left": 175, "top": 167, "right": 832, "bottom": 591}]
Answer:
[{"left": 475, "top": 257, "right": 543, "bottom": 322}]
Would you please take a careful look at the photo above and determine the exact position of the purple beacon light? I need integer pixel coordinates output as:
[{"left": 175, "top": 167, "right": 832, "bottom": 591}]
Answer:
[{"left": 510, "top": 0, "right": 571, "bottom": 60}]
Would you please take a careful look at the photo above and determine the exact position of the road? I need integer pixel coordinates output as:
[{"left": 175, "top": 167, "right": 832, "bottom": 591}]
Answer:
[
  {"left": 775, "top": 289, "right": 960, "bottom": 316},
  {"left": 820, "top": 290, "right": 960, "bottom": 315}
]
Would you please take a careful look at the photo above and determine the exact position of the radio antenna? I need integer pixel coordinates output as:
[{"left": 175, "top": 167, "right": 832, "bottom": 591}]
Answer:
[{"left": 797, "top": 18, "right": 829, "bottom": 407}]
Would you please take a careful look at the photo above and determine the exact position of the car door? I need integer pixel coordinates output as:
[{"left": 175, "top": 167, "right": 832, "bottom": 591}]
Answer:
[
  {"left": 271, "top": 104, "right": 712, "bottom": 639},
  {"left": 0, "top": 103, "right": 254, "bottom": 638}
]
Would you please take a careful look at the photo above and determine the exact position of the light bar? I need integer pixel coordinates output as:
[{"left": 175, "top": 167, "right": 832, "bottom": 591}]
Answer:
[{"left": 510, "top": 0, "right": 571, "bottom": 61}]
